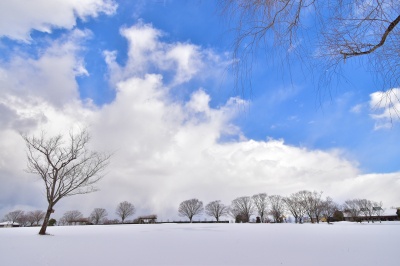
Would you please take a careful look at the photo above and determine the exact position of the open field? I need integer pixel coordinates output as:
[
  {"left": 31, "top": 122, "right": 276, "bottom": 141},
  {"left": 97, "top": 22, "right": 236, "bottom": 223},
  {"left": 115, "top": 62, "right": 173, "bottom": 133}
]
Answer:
[{"left": 1, "top": 222, "right": 399, "bottom": 266}]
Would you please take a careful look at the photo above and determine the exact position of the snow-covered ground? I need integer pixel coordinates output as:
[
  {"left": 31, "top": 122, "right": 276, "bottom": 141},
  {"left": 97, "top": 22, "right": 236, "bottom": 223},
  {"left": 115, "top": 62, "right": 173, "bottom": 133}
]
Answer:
[{"left": 1, "top": 222, "right": 399, "bottom": 266}]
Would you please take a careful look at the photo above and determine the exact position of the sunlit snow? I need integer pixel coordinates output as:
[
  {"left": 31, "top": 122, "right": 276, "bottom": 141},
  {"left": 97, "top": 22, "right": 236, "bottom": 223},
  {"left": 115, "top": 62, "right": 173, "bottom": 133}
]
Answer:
[{"left": 1, "top": 222, "right": 399, "bottom": 266}]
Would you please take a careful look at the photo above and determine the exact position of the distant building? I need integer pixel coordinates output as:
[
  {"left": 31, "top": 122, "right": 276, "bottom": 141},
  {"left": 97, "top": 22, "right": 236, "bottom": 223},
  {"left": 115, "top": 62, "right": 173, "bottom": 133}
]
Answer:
[
  {"left": 343, "top": 208, "right": 399, "bottom": 222},
  {"left": 0, "top": 221, "right": 20, "bottom": 228},
  {"left": 136, "top": 215, "right": 157, "bottom": 224}
]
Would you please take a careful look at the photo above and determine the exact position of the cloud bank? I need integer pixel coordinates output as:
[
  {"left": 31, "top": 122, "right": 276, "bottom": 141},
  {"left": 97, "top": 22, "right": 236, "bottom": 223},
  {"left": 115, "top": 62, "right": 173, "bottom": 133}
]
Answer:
[
  {"left": 0, "top": 21, "right": 399, "bottom": 221},
  {"left": 0, "top": 0, "right": 117, "bottom": 41}
]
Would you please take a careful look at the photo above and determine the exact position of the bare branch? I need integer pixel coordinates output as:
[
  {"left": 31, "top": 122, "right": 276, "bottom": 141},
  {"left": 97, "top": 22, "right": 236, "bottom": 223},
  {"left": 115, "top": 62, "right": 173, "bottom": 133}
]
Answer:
[{"left": 340, "top": 15, "right": 400, "bottom": 59}]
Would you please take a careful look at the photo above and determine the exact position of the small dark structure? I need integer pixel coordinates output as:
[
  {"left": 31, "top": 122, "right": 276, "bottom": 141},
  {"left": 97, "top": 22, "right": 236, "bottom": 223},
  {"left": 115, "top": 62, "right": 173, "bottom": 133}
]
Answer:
[
  {"left": 69, "top": 218, "right": 92, "bottom": 225},
  {"left": 137, "top": 215, "right": 157, "bottom": 224}
]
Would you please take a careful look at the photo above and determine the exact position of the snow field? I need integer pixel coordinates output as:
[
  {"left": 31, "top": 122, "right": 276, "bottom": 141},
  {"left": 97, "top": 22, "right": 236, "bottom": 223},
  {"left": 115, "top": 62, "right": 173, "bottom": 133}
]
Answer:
[{"left": 0, "top": 222, "right": 399, "bottom": 266}]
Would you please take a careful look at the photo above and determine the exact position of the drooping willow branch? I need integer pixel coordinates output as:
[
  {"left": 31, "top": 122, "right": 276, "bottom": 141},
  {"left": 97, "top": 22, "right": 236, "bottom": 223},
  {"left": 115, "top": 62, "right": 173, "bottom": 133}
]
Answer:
[{"left": 340, "top": 14, "right": 400, "bottom": 59}]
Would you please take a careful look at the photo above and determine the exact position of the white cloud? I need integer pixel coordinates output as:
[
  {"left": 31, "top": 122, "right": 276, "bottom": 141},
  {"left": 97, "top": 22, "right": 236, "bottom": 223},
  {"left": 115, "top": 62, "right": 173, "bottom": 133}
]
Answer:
[
  {"left": 0, "top": 29, "right": 93, "bottom": 135},
  {"left": 369, "top": 88, "right": 400, "bottom": 129},
  {"left": 0, "top": 0, "right": 117, "bottom": 41},
  {"left": 105, "top": 22, "right": 223, "bottom": 88},
  {"left": 350, "top": 103, "right": 363, "bottom": 114},
  {"left": 1, "top": 22, "right": 399, "bottom": 222}
]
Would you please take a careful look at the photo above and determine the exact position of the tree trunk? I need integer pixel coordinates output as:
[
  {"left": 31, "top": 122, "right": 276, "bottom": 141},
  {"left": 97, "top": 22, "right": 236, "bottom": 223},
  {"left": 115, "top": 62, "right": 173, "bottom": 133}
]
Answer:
[{"left": 39, "top": 206, "right": 53, "bottom": 235}]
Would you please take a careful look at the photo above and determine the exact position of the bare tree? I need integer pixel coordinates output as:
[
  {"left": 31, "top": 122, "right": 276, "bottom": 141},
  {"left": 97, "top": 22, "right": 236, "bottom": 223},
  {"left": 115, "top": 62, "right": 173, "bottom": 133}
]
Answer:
[
  {"left": 205, "top": 200, "right": 228, "bottom": 222},
  {"left": 358, "top": 199, "right": 375, "bottom": 223},
  {"left": 61, "top": 210, "right": 83, "bottom": 225},
  {"left": 283, "top": 192, "right": 307, "bottom": 224},
  {"left": 178, "top": 198, "right": 204, "bottom": 223},
  {"left": 297, "top": 190, "right": 324, "bottom": 223},
  {"left": 228, "top": 205, "right": 247, "bottom": 223},
  {"left": 296, "top": 190, "right": 314, "bottom": 222},
  {"left": 320, "top": 197, "right": 339, "bottom": 224},
  {"left": 90, "top": 208, "right": 108, "bottom": 225},
  {"left": 252, "top": 193, "right": 269, "bottom": 223},
  {"left": 21, "top": 130, "right": 110, "bottom": 235},
  {"left": 3, "top": 210, "right": 24, "bottom": 224},
  {"left": 220, "top": 0, "right": 400, "bottom": 105},
  {"left": 27, "top": 210, "right": 46, "bottom": 226},
  {"left": 309, "top": 191, "right": 324, "bottom": 224},
  {"left": 26, "top": 212, "right": 37, "bottom": 226},
  {"left": 269, "top": 195, "right": 286, "bottom": 223},
  {"left": 343, "top": 199, "right": 362, "bottom": 222},
  {"left": 116, "top": 201, "right": 135, "bottom": 223},
  {"left": 230, "top": 196, "right": 255, "bottom": 223},
  {"left": 16, "top": 212, "right": 29, "bottom": 227}
]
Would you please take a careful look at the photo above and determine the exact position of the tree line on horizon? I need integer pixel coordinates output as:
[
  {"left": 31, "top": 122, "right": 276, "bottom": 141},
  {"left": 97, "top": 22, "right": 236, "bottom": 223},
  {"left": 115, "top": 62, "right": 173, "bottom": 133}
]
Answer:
[
  {"left": 3, "top": 191, "right": 399, "bottom": 227},
  {"left": 1, "top": 201, "right": 135, "bottom": 226},
  {"left": 178, "top": 191, "right": 396, "bottom": 224}
]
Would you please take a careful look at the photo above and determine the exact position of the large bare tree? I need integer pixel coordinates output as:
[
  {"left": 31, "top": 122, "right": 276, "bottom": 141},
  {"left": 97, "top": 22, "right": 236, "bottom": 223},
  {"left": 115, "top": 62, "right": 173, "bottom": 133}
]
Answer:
[
  {"left": 357, "top": 198, "right": 378, "bottom": 223},
  {"left": 297, "top": 190, "right": 323, "bottom": 223},
  {"left": 252, "top": 193, "right": 269, "bottom": 223},
  {"left": 27, "top": 210, "right": 46, "bottom": 226},
  {"left": 60, "top": 210, "right": 83, "bottom": 225},
  {"left": 90, "top": 208, "right": 108, "bottom": 225},
  {"left": 16, "top": 212, "right": 29, "bottom": 227},
  {"left": 309, "top": 191, "right": 324, "bottom": 224},
  {"left": 22, "top": 130, "right": 110, "bottom": 235},
  {"left": 178, "top": 198, "right": 204, "bottom": 223},
  {"left": 230, "top": 196, "right": 255, "bottom": 223},
  {"left": 220, "top": 0, "right": 400, "bottom": 104},
  {"left": 320, "top": 197, "right": 339, "bottom": 224},
  {"left": 205, "top": 200, "right": 229, "bottom": 222},
  {"left": 268, "top": 195, "right": 286, "bottom": 223},
  {"left": 343, "top": 199, "right": 362, "bottom": 222},
  {"left": 116, "top": 201, "right": 135, "bottom": 223},
  {"left": 283, "top": 192, "right": 307, "bottom": 224}
]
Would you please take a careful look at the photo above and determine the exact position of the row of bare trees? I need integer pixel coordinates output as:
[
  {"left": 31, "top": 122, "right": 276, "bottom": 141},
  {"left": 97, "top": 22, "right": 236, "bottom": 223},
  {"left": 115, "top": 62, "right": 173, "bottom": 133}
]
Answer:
[
  {"left": 57, "top": 201, "right": 135, "bottom": 225},
  {"left": 1, "top": 210, "right": 46, "bottom": 226},
  {"left": 58, "top": 209, "right": 114, "bottom": 225},
  {"left": 178, "top": 191, "right": 385, "bottom": 224},
  {"left": 3, "top": 201, "right": 136, "bottom": 227}
]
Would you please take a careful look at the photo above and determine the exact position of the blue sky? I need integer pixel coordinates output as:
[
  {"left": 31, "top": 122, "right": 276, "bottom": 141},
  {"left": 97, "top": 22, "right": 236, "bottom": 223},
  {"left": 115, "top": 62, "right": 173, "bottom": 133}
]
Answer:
[
  {"left": 73, "top": 0, "right": 400, "bottom": 173},
  {"left": 0, "top": 0, "right": 399, "bottom": 220}
]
